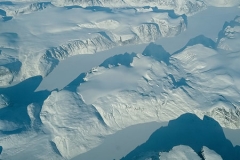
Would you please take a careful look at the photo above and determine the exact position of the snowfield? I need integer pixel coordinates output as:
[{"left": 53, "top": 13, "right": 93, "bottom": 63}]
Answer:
[
  {"left": 1, "top": 4, "right": 188, "bottom": 87},
  {"left": 0, "top": 0, "right": 240, "bottom": 160},
  {"left": 204, "top": 0, "right": 240, "bottom": 7},
  {"left": 159, "top": 145, "right": 202, "bottom": 160},
  {"left": 39, "top": 36, "right": 240, "bottom": 159},
  {"left": 158, "top": 145, "right": 222, "bottom": 160},
  {"left": 0, "top": 0, "right": 238, "bottom": 87},
  {"left": 122, "top": 113, "right": 240, "bottom": 160}
]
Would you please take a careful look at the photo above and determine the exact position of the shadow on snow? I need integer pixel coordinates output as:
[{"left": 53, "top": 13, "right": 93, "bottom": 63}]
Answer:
[{"left": 121, "top": 113, "right": 240, "bottom": 160}]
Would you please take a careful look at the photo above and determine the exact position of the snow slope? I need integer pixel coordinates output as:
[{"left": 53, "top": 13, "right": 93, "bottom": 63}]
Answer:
[
  {"left": 0, "top": 4, "right": 187, "bottom": 87},
  {"left": 51, "top": 0, "right": 207, "bottom": 16},
  {"left": 204, "top": 0, "right": 240, "bottom": 7},
  {"left": 1, "top": 22, "right": 240, "bottom": 158},
  {"left": 217, "top": 16, "right": 240, "bottom": 51},
  {"left": 37, "top": 34, "right": 240, "bottom": 159},
  {"left": 0, "top": 2, "right": 54, "bottom": 17},
  {"left": 1, "top": 1, "right": 240, "bottom": 160},
  {"left": 0, "top": 0, "right": 238, "bottom": 87},
  {"left": 0, "top": 94, "right": 9, "bottom": 109},
  {"left": 159, "top": 145, "right": 202, "bottom": 160},
  {"left": 144, "top": 145, "right": 223, "bottom": 160},
  {"left": 159, "top": 145, "right": 225, "bottom": 160},
  {"left": 201, "top": 146, "right": 223, "bottom": 160},
  {"left": 122, "top": 113, "right": 239, "bottom": 160}
]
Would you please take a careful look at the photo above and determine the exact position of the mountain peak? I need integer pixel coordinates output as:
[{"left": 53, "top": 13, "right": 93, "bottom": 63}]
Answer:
[
  {"left": 99, "top": 52, "right": 137, "bottom": 68},
  {"left": 142, "top": 42, "right": 170, "bottom": 64}
]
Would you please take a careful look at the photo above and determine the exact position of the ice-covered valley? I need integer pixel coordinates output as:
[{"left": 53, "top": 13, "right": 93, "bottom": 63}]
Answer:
[{"left": 0, "top": 0, "right": 240, "bottom": 160}]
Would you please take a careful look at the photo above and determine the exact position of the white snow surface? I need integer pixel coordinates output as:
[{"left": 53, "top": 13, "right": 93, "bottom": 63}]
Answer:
[
  {"left": 40, "top": 90, "right": 111, "bottom": 159},
  {"left": 142, "top": 145, "right": 223, "bottom": 160},
  {"left": 0, "top": 0, "right": 239, "bottom": 87},
  {"left": 38, "top": 40, "right": 240, "bottom": 159},
  {"left": 156, "top": 145, "right": 222, "bottom": 160},
  {"left": 217, "top": 16, "right": 240, "bottom": 51},
  {"left": 24, "top": 0, "right": 207, "bottom": 16},
  {"left": 204, "top": 0, "right": 240, "bottom": 7},
  {"left": 201, "top": 146, "right": 223, "bottom": 160},
  {"left": 1, "top": 31, "right": 240, "bottom": 159},
  {"left": 159, "top": 145, "right": 201, "bottom": 160},
  {"left": 1, "top": 1, "right": 240, "bottom": 160},
  {"left": 0, "top": 3, "right": 188, "bottom": 86}
]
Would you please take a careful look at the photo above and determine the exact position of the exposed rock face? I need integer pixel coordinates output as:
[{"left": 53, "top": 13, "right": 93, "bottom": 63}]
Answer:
[{"left": 217, "top": 16, "right": 240, "bottom": 51}]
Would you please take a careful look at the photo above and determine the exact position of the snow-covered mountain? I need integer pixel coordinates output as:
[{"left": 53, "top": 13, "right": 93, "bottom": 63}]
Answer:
[
  {"left": 204, "top": 0, "right": 240, "bottom": 7},
  {"left": 2, "top": 33, "right": 239, "bottom": 159},
  {"left": 0, "top": 3, "right": 187, "bottom": 87},
  {"left": 217, "top": 16, "right": 240, "bottom": 51},
  {"left": 121, "top": 113, "right": 240, "bottom": 160},
  {"left": 51, "top": 0, "right": 207, "bottom": 16},
  {"left": 159, "top": 146, "right": 222, "bottom": 160},
  {"left": 141, "top": 145, "right": 223, "bottom": 160},
  {"left": 1, "top": 1, "right": 240, "bottom": 160},
  {"left": 160, "top": 146, "right": 223, "bottom": 160},
  {"left": 36, "top": 34, "right": 240, "bottom": 159},
  {"left": 0, "top": 2, "right": 54, "bottom": 17},
  {"left": 0, "top": 0, "right": 239, "bottom": 87},
  {"left": 40, "top": 13, "right": 186, "bottom": 78}
]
